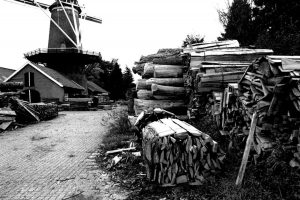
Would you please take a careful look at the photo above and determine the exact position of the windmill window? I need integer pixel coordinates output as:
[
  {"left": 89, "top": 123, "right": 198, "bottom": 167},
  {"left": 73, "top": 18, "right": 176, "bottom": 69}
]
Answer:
[{"left": 24, "top": 72, "right": 35, "bottom": 87}]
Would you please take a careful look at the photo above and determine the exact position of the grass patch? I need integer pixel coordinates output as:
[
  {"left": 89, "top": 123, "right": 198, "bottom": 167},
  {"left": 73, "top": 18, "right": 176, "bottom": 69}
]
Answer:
[{"left": 100, "top": 108, "right": 136, "bottom": 151}]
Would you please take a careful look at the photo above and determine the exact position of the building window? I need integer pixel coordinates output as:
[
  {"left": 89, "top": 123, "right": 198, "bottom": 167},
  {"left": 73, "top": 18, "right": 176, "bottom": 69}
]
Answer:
[{"left": 24, "top": 72, "right": 35, "bottom": 87}]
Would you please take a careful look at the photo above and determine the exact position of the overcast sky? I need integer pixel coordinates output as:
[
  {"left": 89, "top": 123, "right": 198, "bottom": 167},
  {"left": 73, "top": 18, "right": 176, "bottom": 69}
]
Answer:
[{"left": 0, "top": 0, "right": 228, "bottom": 71}]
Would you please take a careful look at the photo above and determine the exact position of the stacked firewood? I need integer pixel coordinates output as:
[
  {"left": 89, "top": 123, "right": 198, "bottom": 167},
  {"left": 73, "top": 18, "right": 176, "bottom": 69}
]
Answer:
[
  {"left": 218, "top": 57, "right": 300, "bottom": 168},
  {"left": 135, "top": 109, "right": 225, "bottom": 186},
  {"left": 30, "top": 103, "right": 58, "bottom": 121},
  {"left": 9, "top": 98, "right": 58, "bottom": 123},
  {"left": 183, "top": 40, "right": 274, "bottom": 119},
  {"left": 133, "top": 49, "right": 187, "bottom": 116},
  {"left": 0, "top": 82, "right": 23, "bottom": 92}
]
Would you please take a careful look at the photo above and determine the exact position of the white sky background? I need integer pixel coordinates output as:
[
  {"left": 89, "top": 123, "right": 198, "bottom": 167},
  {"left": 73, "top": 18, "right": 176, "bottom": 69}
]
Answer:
[{"left": 0, "top": 0, "right": 228, "bottom": 71}]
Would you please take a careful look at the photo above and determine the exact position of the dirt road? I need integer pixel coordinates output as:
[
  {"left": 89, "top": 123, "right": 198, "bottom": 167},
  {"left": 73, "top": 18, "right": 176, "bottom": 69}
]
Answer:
[{"left": 0, "top": 110, "right": 128, "bottom": 200}]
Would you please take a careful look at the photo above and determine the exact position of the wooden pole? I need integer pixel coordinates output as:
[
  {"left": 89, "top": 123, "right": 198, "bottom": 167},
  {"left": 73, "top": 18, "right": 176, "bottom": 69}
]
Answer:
[{"left": 235, "top": 112, "right": 258, "bottom": 186}]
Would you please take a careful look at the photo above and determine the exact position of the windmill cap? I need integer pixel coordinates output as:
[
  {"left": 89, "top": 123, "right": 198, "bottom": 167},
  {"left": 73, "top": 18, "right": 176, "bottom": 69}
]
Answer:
[{"left": 49, "top": 0, "right": 82, "bottom": 14}]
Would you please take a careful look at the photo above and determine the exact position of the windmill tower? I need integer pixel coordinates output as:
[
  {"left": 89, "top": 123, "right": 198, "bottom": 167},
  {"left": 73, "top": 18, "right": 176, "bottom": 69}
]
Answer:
[{"left": 9, "top": 0, "right": 102, "bottom": 92}]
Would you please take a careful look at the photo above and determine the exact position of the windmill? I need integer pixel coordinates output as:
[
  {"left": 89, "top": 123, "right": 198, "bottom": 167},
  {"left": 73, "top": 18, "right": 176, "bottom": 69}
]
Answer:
[{"left": 5, "top": 0, "right": 102, "bottom": 91}]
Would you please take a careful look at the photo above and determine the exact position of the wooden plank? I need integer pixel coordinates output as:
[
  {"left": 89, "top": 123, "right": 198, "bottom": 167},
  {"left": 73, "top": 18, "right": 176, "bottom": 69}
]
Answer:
[
  {"left": 0, "top": 110, "right": 16, "bottom": 116},
  {"left": 0, "top": 121, "right": 12, "bottom": 131},
  {"left": 171, "top": 118, "right": 203, "bottom": 137},
  {"left": 160, "top": 118, "right": 188, "bottom": 138},
  {"left": 67, "top": 98, "right": 92, "bottom": 102},
  {"left": 105, "top": 147, "right": 136, "bottom": 155},
  {"left": 236, "top": 112, "right": 258, "bottom": 186},
  {"left": 146, "top": 121, "right": 175, "bottom": 138}
]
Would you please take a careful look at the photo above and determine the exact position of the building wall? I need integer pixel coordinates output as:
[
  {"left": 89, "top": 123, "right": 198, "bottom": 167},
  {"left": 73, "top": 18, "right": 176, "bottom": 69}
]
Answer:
[{"left": 8, "top": 64, "right": 65, "bottom": 102}]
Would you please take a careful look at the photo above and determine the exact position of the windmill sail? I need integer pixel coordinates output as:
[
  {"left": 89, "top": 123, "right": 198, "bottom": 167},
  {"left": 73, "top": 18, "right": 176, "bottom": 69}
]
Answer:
[{"left": 6, "top": 0, "right": 102, "bottom": 24}]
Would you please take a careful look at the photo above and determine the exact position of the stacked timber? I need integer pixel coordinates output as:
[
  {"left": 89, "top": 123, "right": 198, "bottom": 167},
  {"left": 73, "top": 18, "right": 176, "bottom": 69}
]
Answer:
[
  {"left": 218, "top": 56, "right": 300, "bottom": 169},
  {"left": 0, "top": 82, "right": 23, "bottom": 92},
  {"left": 0, "top": 108, "right": 16, "bottom": 131},
  {"left": 9, "top": 98, "right": 59, "bottom": 123},
  {"left": 134, "top": 51, "right": 187, "bottom": 116},
  {"left": 132, "top": 48, "right": 183, "bottom": 76},
  {"left": 135, "top": 109, "right": 225, "bottom": 186},
  {"left": 183, "top": 40, "right": 274, "bottom": 119},
  {"left": 30, "top": 103, "right": 58, "bottom": 120}
]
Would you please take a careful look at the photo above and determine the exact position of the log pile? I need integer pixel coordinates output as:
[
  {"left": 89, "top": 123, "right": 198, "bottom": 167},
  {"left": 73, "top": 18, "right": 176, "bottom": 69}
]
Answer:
[
  {"left": 0, "top": 82, "right": 23, "bottom": 92},
  {"left": 217, "top": 56, "right": 300, "bottom": 169},
  {"left": 0, "top": 108, "right": 16, "bottom": 131},
  {"left": 132, "top": 48, "right": 183, "bottom": 76},
  {"left": 9, "top": 98, "right": 58, "bottom": 123},
  {"left": 30, "top": 103, "right": 58, "bottom": 121},
  {"left": 135, "top": 109, "right": 225, "bottom": 186},
  {"left": 183, "top": 40, "right": 274, "bottom": 119},
  {"left": 134, "top": 50, "right": 187, "bottom": 116}
]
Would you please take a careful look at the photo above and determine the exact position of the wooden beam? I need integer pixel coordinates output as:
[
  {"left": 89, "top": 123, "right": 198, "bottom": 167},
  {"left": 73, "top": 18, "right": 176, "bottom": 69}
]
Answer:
[{"left": 236, "top": 112, "right": 258, "bottom": 186}]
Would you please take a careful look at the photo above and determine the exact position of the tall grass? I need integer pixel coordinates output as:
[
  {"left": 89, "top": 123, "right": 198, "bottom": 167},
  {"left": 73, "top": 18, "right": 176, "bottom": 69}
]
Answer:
[{"left": 101, "top": 108, "right": 136, "bottom": 151}]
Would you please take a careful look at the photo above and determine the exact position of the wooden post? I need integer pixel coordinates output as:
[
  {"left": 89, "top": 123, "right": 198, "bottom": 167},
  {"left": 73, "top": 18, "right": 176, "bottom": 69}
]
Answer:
[{"left": 235, "top": 112, "right": 258, "bottom": 186}]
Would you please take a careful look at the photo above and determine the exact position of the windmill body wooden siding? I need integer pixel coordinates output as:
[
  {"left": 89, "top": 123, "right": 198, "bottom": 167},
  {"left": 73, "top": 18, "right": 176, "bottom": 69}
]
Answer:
[{"left": 7, "top": 64, "right": 65, "bottom": 102}]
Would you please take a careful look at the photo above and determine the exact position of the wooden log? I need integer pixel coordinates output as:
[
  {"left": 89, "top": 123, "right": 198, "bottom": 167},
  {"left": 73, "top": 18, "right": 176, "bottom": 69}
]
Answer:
[
  {"left": 137, "top": 90, "right": 153, "bottom": 100},
  {"left": 136, "top": 79, "right": 151, "bottom": 90},
  {"left": 151, "top": 84, "right": 185, "bottom": 97},
  {"left": 134, "top": 99, "right": 186, "bottom": 115},
  {"left": 152, "top": 55, "right": 183, "bottom": 65},
  {"left": 146, "top": 78, "right": 184, "bottom": 87},
  {"left": 154, "top": 65, "right": 184, "bottom": 78},
  {"left": 143, "top": 63, "right": 155, "bottom": 78},
  {"left": 132, "top": 63, "right": 145, "bottom": 76},
  {"left": 153, "top": 95, "right": 178, "bottom": 100}
]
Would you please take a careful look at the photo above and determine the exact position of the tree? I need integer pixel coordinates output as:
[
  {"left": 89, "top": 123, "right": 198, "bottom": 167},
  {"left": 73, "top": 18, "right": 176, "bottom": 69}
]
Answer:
[
  {"left": 252, "top": 0, "right": 300, "bottom": 54},
  {"left": 218, "top": 0, "right": 255, "bottom": 46},
  {"left": 182, "top": 34, "right": 205, "bottom": 47},
  {"left": 108, "top": 61, "right": 124, "bottom": 100},
  {"left": 122, "top": 66, "right": 134, "bottom": 90},
  {"left": 219, "top": 0, "right": 300, "bottom": 54}
]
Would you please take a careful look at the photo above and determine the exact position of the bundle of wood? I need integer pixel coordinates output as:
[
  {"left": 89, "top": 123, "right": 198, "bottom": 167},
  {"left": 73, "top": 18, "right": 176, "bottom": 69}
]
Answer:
[
  {"left": 142, "top": 117, "right": 225, "bottom": 186},
  {"left": 9, "top": 97, "right": 40, "bottom": 123},
  {"left": 183, "top": 40, "right": 274, "bottom": 119},
  {"left": 217, "top": 56, "right": 300, "bottom": 169},
  {"left": 188, "top": 48, "right": 273, "bottom": 68},
  {"left": 196, "top": 71, "right": 244, "bottom": 93},
  {"left": 9, "top": 98, "right": 59, "bottom": 123},
  {"left": 183, "top": 40, "right": 240, "bottom": 54},
  {"left": 135, "top": 108, "right": 225, "bottom": 186},
  {"left": 134, "top": 53, "right": 187, "bottom": 116},
  {"left": 132, "top": 48, "right": 183, "bottom": 76},
  {"left": 0, "top": 82, "right": 23, "bottom": 92},
  {"left": 30, "top": 103, "right": 58, "bottom": 121},
  {"left": 0, "top": 108, "right": 16, "bottom": 131}
]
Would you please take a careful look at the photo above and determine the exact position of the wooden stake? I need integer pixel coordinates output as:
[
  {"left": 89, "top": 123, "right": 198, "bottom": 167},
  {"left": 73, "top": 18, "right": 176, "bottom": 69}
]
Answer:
[{"left": 235, "top": 112, "right": 258, "bottom": 186}]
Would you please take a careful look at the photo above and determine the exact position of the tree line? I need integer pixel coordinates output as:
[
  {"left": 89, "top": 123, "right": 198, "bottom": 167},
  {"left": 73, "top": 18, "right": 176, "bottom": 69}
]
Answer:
[
  {"left": 85, "top": 59, "right": 134, "bottom": 100},
  {"left": 218, "top": 0, "right": 300, "bottom": 55}
]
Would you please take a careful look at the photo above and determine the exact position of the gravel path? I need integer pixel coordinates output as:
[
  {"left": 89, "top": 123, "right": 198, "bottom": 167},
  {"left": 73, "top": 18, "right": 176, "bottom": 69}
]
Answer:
[{"left": 0, "top": 110, "right": 128, "bottom": 200}]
